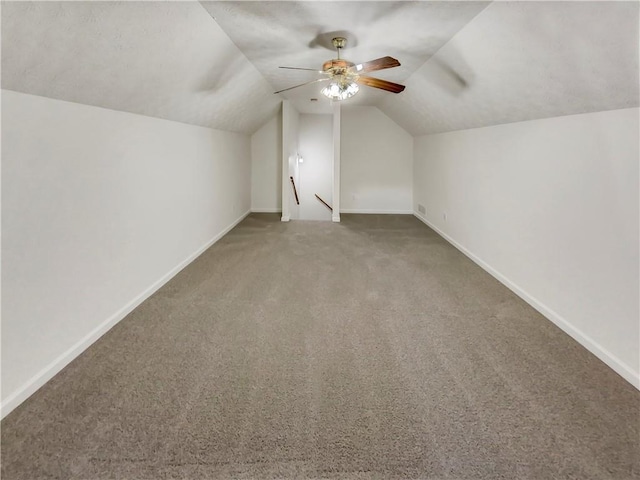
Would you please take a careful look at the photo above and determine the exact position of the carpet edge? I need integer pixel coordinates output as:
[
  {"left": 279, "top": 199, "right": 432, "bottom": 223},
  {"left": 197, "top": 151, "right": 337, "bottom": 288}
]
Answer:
[
  {"left": 0, "top": 210, "right": 252, "bottom": 419},
  {"left": 413, "top": 211, "right": 640, "bottom": 390}
]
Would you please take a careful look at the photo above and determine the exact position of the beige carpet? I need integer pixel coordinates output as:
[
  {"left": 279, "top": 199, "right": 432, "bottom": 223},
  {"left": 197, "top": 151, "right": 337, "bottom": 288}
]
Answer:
[{"left": 2, "top": 214, "right": 638, "bottom": 479}]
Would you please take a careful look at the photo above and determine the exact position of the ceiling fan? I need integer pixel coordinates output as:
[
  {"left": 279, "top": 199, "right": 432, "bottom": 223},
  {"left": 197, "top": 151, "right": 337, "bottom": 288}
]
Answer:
[{"left": 275, "top": 37, "right": 406, "bottom": 100}]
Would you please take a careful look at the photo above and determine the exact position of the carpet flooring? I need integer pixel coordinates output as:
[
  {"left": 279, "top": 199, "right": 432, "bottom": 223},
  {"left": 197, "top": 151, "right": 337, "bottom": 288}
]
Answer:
[{"left": 2, "top": 214, "right": 638, "bottom": 479}]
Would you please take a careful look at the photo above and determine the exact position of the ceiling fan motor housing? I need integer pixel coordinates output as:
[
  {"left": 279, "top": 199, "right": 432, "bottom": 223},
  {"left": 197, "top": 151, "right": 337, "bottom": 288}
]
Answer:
[{"left": 322, "top": 59, "right": 355, "bottom": 75}]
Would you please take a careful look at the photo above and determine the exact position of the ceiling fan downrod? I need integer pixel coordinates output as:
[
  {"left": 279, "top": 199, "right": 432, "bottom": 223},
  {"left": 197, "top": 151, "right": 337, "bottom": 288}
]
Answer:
[{"left": 332, "top": 36, "right": 346, "bottom": 59}]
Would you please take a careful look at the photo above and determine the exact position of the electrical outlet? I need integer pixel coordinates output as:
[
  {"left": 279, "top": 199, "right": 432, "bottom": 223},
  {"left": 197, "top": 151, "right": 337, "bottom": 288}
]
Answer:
[{"left": 418, "top": 204, "right": 426, "bottom": 215}]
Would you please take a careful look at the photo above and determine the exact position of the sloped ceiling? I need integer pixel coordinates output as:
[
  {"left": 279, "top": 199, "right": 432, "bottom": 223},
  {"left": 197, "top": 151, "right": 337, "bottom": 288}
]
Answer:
[
  {"left": 1, "top": 1, "right": 281, "bottom": 134},
  {"left": 2, "top": 1, "right": 638, "bottom": 136},
  {"left": 200, "top": 1, "right": 490, "bottom": 115},
  {"left": 379, "top": 1, "right": 640, "bottom": 136}
]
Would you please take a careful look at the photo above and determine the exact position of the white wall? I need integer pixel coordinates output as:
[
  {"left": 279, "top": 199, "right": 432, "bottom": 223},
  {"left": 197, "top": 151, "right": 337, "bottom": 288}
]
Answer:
[
  {"left": 340, "top": 106, "right": 413, "bottom": 214},
  {"left": 1, "top": 90, "right": 252, "bottom": 416},
  {"left": 251, "top": 112, "right": 282, "bottom": 213},
  {"left": 298, "top": 114, "right": 334, "bottom": 221},
  {"left": 332, "top": 103, "right": 341, "bottom": 222},
  {"left": 414, "top": 108, "right": 639, "bottom": 388},
  {"left": 267, "top": 105, "right": 415, "bottom": 219},
  {"left": 281, "top": 101, "right": 300, "bottom": 221}
]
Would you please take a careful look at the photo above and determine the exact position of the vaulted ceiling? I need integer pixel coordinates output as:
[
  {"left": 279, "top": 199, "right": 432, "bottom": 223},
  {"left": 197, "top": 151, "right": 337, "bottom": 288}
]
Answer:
[
  {"left": 379, "top": 1, "right": 640, "bottom": 135},
  {"left": 1, "top": 1, "right": 281, "bottom": 133},
  {"left": 2, "top": 1, "right": 638, "bottom": 136},
  {"left": 199, "top": 1, "right": 490, "bottom": 115}
]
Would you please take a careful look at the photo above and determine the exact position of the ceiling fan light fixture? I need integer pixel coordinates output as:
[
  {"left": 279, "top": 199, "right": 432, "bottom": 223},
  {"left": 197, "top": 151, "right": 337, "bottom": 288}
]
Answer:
[
  {"left": 321, "top": 80, "right": 359, "bottom": 101},
  {"left": 276, "top": 36, "right": 405, "bottom": 98}
]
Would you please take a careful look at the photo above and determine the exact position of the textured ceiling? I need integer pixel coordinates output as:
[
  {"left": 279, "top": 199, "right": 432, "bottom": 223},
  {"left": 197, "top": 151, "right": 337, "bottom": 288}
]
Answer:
[
  {"left": 200, "top": 1, "right": 490, "bottom": 115},
  {"left": 379, "top": 1, "right": 640, "bottom": 136},
  {"left": 1, "top": 1, "right": 280, "bottom": 134},
  {"left": 2, "top": 1, "right": 638, "bottom": 136}
]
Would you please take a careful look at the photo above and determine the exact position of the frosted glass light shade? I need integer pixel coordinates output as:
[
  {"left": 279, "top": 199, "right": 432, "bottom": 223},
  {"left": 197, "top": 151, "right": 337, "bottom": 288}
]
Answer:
[{"left": 321, "top": 81, "right": 359, "bottom": 101}]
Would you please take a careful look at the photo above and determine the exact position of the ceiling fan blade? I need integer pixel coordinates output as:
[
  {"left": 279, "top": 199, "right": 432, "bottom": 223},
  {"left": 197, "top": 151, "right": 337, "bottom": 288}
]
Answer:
[
  {"left": 279, "top": 66, "right": 325, "bottom": 73},
  {"left": 274, "top": 78, "right": 329, "bottom": 94},
  {"left": 351, "top": 56, "right": 400, "bottom": 74},
  {"left": 357, "top": 76, "right": 405, "bottom": 93}
]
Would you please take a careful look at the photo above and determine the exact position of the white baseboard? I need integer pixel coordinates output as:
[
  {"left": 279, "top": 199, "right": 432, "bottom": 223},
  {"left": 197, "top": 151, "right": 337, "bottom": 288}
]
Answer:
[
  {"left": 413, "top": 211, "right": 640, "bottom": 390},
  {"left": 0, "top": 210, "right": 251, "bottom": 419},
  {"left": 251, "top": 208, "right": 281, "bottom": 213},
  {"left": 340, "top": 209, "right": 413, "bottom": 214}
]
